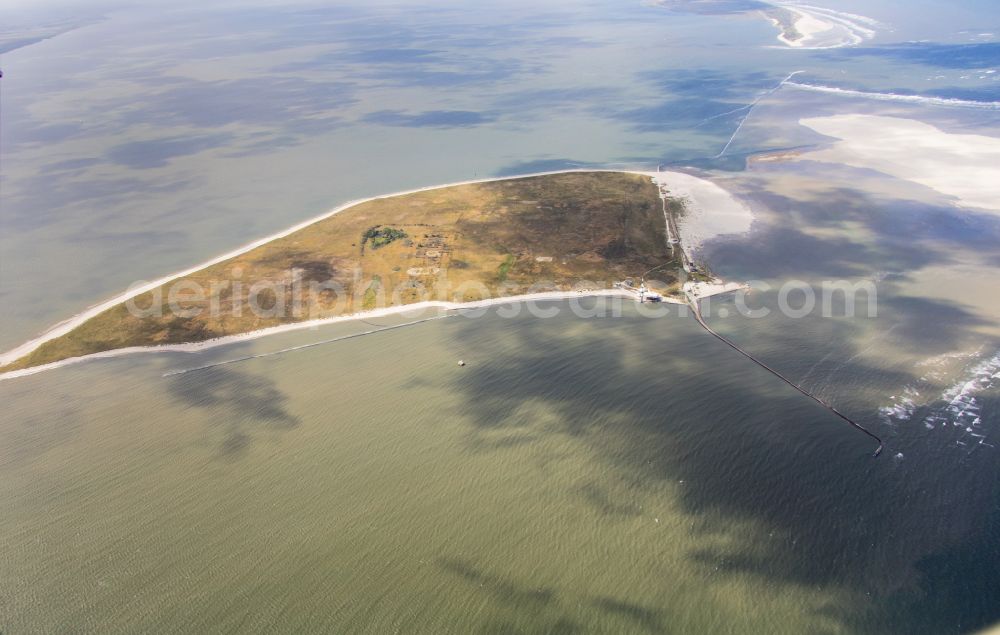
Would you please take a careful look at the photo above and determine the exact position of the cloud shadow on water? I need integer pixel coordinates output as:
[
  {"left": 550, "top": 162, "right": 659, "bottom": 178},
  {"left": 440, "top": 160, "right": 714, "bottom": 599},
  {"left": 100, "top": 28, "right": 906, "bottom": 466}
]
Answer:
[
  {"left": 442, "top": 250, "right": 1000, "bottom": 635},
  {"left": 824, "top": 42, "right": 1000, "bottom": 70},
  {"left": 361, "top": 109, "right": 496, "bottom": 128},
  {"left": 437, "top": 556, "right": 670, "bottom": 633},
  {"left": 106, "top": 134, "right": 235, "bottom": 169},
  {"left": 168, "top": 366, "right": 299, "bottom": 458}
]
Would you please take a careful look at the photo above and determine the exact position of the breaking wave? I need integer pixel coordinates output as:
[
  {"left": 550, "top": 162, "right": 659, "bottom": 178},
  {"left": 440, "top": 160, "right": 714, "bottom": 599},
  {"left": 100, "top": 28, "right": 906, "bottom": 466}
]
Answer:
[
  {"left": 786, "top": 82, "right": 1000, "bottom": 110},
  {"left": 880, "top": 351, "right": 1000, "bottom": 453}
]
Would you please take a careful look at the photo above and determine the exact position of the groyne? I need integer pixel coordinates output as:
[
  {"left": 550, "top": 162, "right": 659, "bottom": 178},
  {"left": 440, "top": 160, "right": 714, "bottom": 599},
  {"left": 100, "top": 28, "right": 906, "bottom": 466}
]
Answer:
[{"left": 686, "top": 294, "right": 885, "bottom": 457}]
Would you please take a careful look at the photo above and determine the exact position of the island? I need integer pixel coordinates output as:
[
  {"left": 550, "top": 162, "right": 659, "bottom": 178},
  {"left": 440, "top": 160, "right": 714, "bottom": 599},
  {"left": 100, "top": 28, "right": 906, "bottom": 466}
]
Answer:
[
  {"left": 1, "top": 171, "right": 704, "bottom": 373},
  {"left": 0, "top": 169, "right": 884, "bottom": 455}
]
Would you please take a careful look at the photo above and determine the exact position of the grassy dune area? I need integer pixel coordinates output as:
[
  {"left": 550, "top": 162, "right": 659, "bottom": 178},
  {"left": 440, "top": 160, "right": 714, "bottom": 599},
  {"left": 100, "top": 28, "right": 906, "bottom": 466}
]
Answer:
[{"left": 4, "top": 172, "right": 680, "bottom": 370}]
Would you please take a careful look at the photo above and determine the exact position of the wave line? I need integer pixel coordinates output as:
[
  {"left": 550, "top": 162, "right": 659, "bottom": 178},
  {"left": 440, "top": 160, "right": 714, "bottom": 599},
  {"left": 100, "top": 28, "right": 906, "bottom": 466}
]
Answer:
[{"left": 786, "top": 82, "right": 1000, "bottom": 109}]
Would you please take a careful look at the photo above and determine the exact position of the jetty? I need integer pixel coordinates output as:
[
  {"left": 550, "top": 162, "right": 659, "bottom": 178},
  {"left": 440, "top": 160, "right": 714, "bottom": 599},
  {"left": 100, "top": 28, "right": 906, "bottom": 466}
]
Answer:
[{"left": 685, "top": 291, "right": 885, "bottom": 457}]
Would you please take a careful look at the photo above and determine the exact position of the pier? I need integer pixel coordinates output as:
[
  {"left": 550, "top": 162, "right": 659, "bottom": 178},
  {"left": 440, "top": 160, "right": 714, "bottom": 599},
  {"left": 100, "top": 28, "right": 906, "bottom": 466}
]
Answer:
[{"left": 685, "top": 292, "right": 884, "bottom": 457}]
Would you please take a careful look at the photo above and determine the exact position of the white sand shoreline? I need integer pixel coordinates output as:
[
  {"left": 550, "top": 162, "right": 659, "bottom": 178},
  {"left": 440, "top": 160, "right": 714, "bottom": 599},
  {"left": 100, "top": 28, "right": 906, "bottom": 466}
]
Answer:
[
  {"left": 0, "top": 289, "right": 668, "bottom": 381},
  {"left": 762, "top": 2, "right": 876, "bottom": 49},
  {"left": 0, "top": 283, "right": 757, "bottom": 382},
  {"left": 651, "top": 171, "right": 753, "bottom": 258},
  {"left": 776, "top": 6, "right": 831, "bottom": 47},
  {"left": 684, "top": 280, "right": 749, "bottom": 299},
  {"left": 0, "top": 168, "right": 640, "bottom": 367},
  {"left": 0, "top": 168, "right": 751, "bottom": 380}
]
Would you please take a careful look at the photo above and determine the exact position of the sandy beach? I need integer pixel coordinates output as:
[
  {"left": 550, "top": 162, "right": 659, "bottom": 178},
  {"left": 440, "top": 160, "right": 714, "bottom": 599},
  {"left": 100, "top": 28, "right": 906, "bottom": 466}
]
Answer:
[
  {"left": 0, "top": 281, "right": 754, "bottom": 381},
  {"left": 0, "top": 168, "right": 744, "bottom": 377},
  {"left": 650, "top": 171, "right": 754, "bottom": 258},
  {"left": 0, "top": 168, "right": 754, "bottom": 379},
  {"left": 797, "top": 114, "right": 1000, "bottom": 212},
  {"left": 0, "top": 168, "right": 640, "bottom": 368},
  {"left": 0, "top": 289, "right": 652, "bottom": 381},
  {"left": 764, "top": 3, "right": 876, "bottom": 49},
  {"left": 775, "top": 7, "right": 830, "bottom": 47},
  {"left": 684, "top": 280, "right": 749, "bottom": 299}
]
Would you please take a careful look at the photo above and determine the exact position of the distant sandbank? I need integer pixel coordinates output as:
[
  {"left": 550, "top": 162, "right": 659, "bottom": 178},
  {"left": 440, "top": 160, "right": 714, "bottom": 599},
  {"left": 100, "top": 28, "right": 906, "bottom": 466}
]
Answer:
[
  {"left": 762, "top": 2, "right": 876, "bottom": 49},
  {"left": 797, "top": 114, "right": 1000, "bottom": 213}
]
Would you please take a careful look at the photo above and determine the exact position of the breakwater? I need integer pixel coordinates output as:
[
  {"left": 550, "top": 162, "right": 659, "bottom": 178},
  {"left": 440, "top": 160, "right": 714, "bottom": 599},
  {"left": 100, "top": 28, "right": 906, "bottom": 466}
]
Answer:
[{"left": 686, "top": 294, "right": 885, "bottom": 457}]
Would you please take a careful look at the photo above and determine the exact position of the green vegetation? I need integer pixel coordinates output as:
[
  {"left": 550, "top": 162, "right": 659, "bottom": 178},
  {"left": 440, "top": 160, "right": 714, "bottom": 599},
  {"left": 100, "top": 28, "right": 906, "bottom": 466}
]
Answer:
[
  {"left": 687, "top": 268, "right": 714, "bottom": 283},
  {"left": 363, "top": 226, "right": 408, "bottom": 250},
  {"left": 666, "top": 198, "right": 686, "bottom": 217},
  {"left": 496, "top": 254, "right": 516, "bottom": 282},
  {"left": 362, "top": 275, "right": 382, "bottom": 310},
  {"left": 4, "top": 172, "right": 683, "bottom": 371}
]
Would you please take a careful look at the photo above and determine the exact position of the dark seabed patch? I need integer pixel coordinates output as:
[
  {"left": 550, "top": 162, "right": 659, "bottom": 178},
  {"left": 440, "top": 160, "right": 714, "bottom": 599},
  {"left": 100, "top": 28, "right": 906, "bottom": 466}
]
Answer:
[
  {"left": 107, "top": 134, "right": 235, "bottom": 169},
  {"left": 824, "top": 42, "right": 1000, "bottom": 69},
  {"left": 362, "top": 109, "right": 497, "bottom": 128}
]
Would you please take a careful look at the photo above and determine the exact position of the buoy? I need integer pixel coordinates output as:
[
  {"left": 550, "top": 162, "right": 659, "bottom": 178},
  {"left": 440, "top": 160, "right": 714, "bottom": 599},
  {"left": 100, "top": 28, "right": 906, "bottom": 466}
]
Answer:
[{"left": 458, "top": 360, "right": 466, "bottom": 367}]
